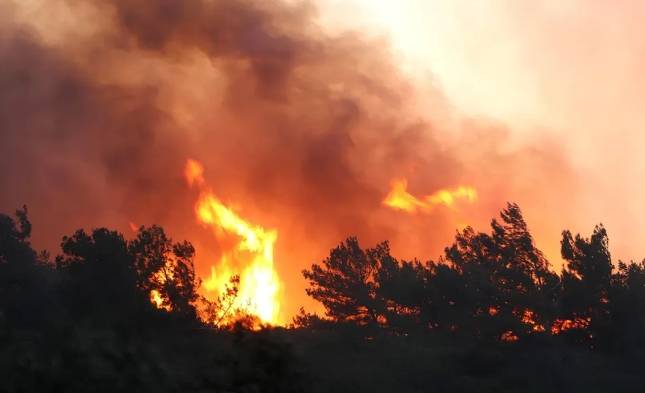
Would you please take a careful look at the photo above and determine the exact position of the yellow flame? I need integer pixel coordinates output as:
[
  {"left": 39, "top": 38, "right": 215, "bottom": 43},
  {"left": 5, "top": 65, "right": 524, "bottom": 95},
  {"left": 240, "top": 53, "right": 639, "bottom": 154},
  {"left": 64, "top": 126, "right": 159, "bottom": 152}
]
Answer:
[
  {"left": 148, "top": 259, "right": 175, "bottom": 311},
  {"left": 383, "top": 178, "right": 477, "bottom": 213},
  {"left": 186, "top": 159, "right": 281, "bottom": 325},
  {"left": 150, "top": 289, "right": 170, "bottom": 311}
]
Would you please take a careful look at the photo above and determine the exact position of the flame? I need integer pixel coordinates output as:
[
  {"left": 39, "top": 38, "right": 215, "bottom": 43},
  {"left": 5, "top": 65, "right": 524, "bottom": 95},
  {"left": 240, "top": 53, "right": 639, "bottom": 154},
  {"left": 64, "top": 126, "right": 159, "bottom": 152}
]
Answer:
[
  {"left": 521, "top": 309, "right": 546, "bottom": 332},
  {"left": 383, "top": 178, "right": 477, "bottom": 213},
  {"left": 501, "top": 330, "right": 519, "bottom": 342},
  {"left": 185, "top": 159, "right": 281, "bottom": 325},
  {"left": 551, "top": 317, "right": 591, "bottom": 335},
  {"left": 150, "top": 289, "right": 170, "bottom": 311},
  {"left": 148, "top": 258, "right": 175, "bottom": 312}
]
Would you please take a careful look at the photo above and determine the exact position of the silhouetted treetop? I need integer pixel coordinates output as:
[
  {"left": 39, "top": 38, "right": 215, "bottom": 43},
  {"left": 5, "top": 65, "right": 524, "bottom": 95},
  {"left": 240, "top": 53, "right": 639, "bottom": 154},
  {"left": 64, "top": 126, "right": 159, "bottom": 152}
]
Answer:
[
  {"left": 4, "top": 203, "right": 645, "bottom": 393},
  {"left": 561, "top": 225, "right": 612, "bottom": 288},
  {"left": 51, "top": 224, "right": 202, "bottom": 324},
  {"left": 0, "top": 206, "right": 38, "bottom": 266},
  {"left": 303, "top": 237, "right": 389, "bottom": 325},
  {"left": 129, "top": 226, "right": 200, "bottom": 318},
  {"left": 302, "top": 203, "right": 566, "bottom": 340},
  {"left": 0, "top": 207, "right": 52, "bottom": 328},
  {"left": 559, "top": 225, "right": 614, "bottom": 346}
]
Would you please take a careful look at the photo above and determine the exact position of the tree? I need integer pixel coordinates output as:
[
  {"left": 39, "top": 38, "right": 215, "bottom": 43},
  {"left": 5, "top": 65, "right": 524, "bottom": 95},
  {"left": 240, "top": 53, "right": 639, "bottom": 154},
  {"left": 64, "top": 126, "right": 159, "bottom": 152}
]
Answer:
[
  {"left": 0, "top": 207, "right": 52, "bottom": 329},
  {"left": 129, "top": 224, "right": 172, "bottom": 294},
  {"left": 0, "top": 206, "right": 36, "bottom": 265},
  {"left": 559, "top": 225, "right": 613, "bottom": 345},
  {"left": 423, "top": 260, "right": 471, "bottom": 332},
  {"left": 56, "top": 228, "right": 143, "bottom": 323},
  {"left": 56, "top": 225, "right": 201, "bottom": 323},
  {"left": 130, "top": 226, "right": 200, "bottom": 319},
  {"left": 161, "top": 240, "right": 200, "bottom": 318},
  {"left": 608, "top": 260, "right": 645, "bottom": 352},
  {"left": 303, "top": 237, "right": 387, "bottom": 326},
  {"left": 376, "top": 257, "right": 427, "bottom": 332},
  {"left": 443, "top": 203, "right": 558, "bottom": 340},
  {"left": 302, "top": 204, "right": 559, "bottom": 340},
  {"left": 490, "top": 203, "right": 560, "bottom": 333},
  {"left": 200, "top": 275, "right": 241, "bottom": 327}
]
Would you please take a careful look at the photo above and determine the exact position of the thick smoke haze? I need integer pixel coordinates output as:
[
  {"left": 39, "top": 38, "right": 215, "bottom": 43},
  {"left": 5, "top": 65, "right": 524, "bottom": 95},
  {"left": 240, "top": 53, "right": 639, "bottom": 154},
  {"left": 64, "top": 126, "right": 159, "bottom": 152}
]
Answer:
[
  {"left": 326, "top": 0, "right": 645, "bottom": 262},
  {"left": 1, "top": 0, "right": 580, "bottom": 319}
]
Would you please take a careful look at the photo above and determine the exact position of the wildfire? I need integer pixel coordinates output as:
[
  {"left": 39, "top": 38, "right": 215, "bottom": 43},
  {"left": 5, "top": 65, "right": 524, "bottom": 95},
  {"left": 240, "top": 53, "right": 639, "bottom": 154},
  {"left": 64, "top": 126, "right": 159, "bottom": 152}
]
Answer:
[
  {"left": 521, "top": 309, "right": 546, "bottom": 332},
  {"left": 150, "top": 289, "right": 170, "bottom": 311},
  {"left": 148, "top": 255, "right": 177, "bottom": 312},
  {"left": 185, "top": 159, "right": 281, "bottom": 325},
  {"left": 551, "top": 317, "right": 591, "bottom": 335},
  {"left": 383, "top": 178, "right": 477, "bottom": 213}
]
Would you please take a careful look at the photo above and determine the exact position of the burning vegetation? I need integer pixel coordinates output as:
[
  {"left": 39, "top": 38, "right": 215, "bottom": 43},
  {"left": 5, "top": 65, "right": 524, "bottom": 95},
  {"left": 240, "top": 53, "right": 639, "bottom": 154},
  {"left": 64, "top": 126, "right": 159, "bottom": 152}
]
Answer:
[
  {"left": 2, "top": 0, "right": 645, "bottom": 391},
  {"left": 3, "top": 202, "right": 645, "bottom": 392},
  {"left": 131, "top": 159, "right": 637, "bottom": 346},
  {"left": 142, "top": 159, "right": 284, "bottom": 327},
  {"left": 186, "top": 159, "right": 282, "bottom": 325}
]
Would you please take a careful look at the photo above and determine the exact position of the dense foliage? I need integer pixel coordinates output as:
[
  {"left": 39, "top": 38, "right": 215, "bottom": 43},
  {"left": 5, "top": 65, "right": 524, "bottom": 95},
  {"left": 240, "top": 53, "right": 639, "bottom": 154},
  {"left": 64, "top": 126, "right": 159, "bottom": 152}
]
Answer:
[
  {"left": 302, "top": 203, "right": 645, "bottom": 350},
  {"left": 1, "top": 204, "right": 645, "bottom": 392}
]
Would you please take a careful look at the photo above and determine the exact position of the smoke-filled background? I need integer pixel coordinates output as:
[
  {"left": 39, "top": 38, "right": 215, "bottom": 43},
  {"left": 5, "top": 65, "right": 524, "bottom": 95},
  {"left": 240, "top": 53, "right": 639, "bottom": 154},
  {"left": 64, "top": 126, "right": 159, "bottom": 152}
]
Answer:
[{"left": 1, "top": 0, "right": 641, "bottom": 320}]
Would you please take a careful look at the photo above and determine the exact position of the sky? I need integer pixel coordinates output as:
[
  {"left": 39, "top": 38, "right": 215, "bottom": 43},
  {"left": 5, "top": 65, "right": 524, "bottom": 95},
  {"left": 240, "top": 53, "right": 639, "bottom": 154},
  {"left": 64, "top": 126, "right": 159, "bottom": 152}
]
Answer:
[
  {"left": 2, "top": 0, "right": 645, "bottom": 321},
  {"left": 321, "top": 0, "right": 645, "bottom": 261}
]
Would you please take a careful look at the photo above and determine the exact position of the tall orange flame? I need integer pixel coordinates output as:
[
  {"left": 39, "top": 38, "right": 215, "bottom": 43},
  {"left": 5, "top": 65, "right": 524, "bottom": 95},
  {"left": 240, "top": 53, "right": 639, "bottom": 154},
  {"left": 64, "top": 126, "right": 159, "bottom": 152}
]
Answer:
[
  {"left": 383, "top": 178, "right": 477, "bottom": 213},
  {"left": 185, "top": 159, "right": 281, "bottom": 325}
]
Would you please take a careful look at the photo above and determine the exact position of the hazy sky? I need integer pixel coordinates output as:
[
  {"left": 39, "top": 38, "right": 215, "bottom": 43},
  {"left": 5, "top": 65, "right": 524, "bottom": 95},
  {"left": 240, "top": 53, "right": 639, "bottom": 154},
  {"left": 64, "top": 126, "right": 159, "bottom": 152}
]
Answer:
[{"left": 321, "top": 0, "right": 645, "bottom": 262}]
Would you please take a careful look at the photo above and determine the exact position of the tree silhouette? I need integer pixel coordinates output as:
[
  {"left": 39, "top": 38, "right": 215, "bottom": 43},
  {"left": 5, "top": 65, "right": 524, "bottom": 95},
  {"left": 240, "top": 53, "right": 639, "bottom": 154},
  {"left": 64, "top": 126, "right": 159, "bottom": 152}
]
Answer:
[
  {"left": 0, "top": 207, "right": 307, "bottom": 393},
  {"left": 200, "top": 274, "right": 241, "bottom": 327},
  {"left": 303, "top": 237, "right": 387, "bottom": 326},
  {"left": 54, "top": 224, "right": 202, "bottom": 325},
  {"left": 441, "top": 203, "right": 558, "bottom": 339},
  {"left": 129, "top": 225, "right": 173, "bottom": 295},
  {"left": 302, "top": 204, "right": 562, "bottom": 340},
  {"left": 5, "top": 204, "right": 645, "bottom": 392},
  {"left": 0, "top": 206, "right": 33, "bottom": 258},
  {"left": 0, "top": 207, "right": 52, "bottom": 329},
  {"left": 376, "top": 257, "right": 427, "bottom": 332},
  {"left": 560, "top": 225, "right": 612, "bottom": 345},
  {"left": 609, "top": 260, "right": 645, "bottom": 353},
  {"left": 56, "top": 228, "right": 144, "bottom": 324},
  {"left": 490, "top": 203, "right": 560, "bottom": 334},
  {"left": 130, "top": 226, "right": 200, "bottom": 318}
]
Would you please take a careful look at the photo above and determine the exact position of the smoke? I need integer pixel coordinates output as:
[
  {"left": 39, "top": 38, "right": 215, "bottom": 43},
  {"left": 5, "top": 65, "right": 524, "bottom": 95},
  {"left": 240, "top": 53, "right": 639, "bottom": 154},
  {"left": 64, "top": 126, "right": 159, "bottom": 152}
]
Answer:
[{"left": 0, "top": 0, "right": 577, "bottom": 317}]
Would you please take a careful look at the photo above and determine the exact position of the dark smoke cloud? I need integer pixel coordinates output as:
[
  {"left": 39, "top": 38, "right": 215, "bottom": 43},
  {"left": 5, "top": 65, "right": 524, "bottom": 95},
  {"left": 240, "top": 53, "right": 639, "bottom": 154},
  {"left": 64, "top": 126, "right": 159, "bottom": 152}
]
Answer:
[
  {"left": 0, "top": 5, "right": 189, "bottom": 249},
  {"left": 0, "top": 0, "right": 578, "bottom": 317}
]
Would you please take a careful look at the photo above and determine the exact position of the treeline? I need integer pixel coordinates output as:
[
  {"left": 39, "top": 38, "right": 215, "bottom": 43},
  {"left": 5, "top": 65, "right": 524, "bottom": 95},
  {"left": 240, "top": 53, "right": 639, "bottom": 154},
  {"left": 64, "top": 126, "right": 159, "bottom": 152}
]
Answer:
[
  {"left": 1, "top": 206, "right": 203, "bottom": 331},
  {"left": 300, "top": 203, "right": 645, "bottom": 353},
  {"left": 0, "top": 207, "right": 305, "bottom": 392},
  {"left": 2, "top": 204, "right": 645, "bottom": 392}
]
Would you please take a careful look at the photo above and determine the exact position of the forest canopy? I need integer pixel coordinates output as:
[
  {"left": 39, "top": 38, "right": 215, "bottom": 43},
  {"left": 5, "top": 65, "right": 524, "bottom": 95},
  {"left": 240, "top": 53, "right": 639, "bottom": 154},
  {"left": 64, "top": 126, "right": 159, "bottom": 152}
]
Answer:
[{"left": 2, "top": 204, "right": 645, "bottom": 392}]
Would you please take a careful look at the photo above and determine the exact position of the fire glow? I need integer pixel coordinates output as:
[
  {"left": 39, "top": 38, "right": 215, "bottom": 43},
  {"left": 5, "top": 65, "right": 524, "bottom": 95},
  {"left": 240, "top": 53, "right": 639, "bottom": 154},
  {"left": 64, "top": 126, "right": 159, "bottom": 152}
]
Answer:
[
  {"left": 150, "top": 289, "right": 168, "bottom": 311},
  {"left": 185, "top": 159, "right": 282, "bottom": 325},
  {"left": 383, "top": 178, "right": 477, "bottom": 213}
]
